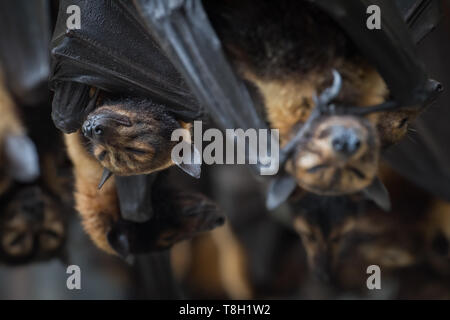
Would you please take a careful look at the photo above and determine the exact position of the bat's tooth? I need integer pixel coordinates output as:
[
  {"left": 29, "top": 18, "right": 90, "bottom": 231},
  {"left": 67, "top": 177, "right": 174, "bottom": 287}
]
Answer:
[
  {"left": 362, "top": 177, "right": 391, "bottom": 212},
  {"left": 98, "top": 168, "right": 113, "bottom": 190}
]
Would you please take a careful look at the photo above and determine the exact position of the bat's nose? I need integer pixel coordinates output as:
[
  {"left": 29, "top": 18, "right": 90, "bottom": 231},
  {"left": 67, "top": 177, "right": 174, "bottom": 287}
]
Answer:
[
  {"left": 82, "top": 117, "right": 104, "bottom": 139},
  {"left": 331, "top": 127, "right": 361, "bottom": 157}
]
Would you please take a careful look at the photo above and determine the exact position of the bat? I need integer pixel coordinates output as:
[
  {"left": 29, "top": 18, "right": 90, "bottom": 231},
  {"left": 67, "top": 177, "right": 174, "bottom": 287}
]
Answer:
[
  {"left": 64, "top": 131, "right": 223, "bottom": 256},
  {"left": 50, "top": 0, "right": 207, "bottom": 227},
  {"left": 0, "top": 71, "right": 69, "bottom": 265},
  {"left": 291, "top": 164, "right": 431, "bottom": 284},
  {"left": 134, "top": 0, "right": 443, "bottom": 209},
  {"left": 49, "top": 0, "right": 224, "bottom": 256}
]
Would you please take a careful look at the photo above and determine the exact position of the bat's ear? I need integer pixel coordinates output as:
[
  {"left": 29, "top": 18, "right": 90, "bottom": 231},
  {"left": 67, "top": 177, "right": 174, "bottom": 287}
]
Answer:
[
  {"left": 363, "top": 177, "right": 391, "bottom": 212},
  {"left": 173, "top": 142, "right": 202, "bottom": 179},
  {"left": 266, "top": 173, "right": 297, "bottom": 210},
  {"left": 4, "top": 134, "right": 40, "bottom": 183}
]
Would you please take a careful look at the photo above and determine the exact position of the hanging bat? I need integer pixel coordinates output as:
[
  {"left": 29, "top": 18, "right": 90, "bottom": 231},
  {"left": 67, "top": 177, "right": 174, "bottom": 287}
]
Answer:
[
  {"left": 0, "top": 71, "right": 69, "bottom": 265},
  {"left": 65, "top": 130, "right": 223, "bottom": 257},
  {"left": 134, "top": 0, "right": 442, "bottom": 209},
  {"left": 49, "top": 0, "right": 225, "bottom": 256},
  {"left": 291, "top": 164, "right": 431, "bottom": 284}
]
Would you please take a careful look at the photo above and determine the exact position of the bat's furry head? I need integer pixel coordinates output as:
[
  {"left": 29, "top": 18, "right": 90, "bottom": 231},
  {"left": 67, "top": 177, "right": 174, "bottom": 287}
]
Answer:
[
  {"left": 204, "top": 0, "right": 422, "bottom": 194},
  {"left": 289, "top": 115, "right": 379, "bottom": 195},
  {"left": 291, "top": 194, "right": 363, "bottom": 282},
  {"left": 82, "top": 98, "right": 181, "bottom": 176},
  {"left": 0, "top": 185, "right": 66, "bottom": 265}
]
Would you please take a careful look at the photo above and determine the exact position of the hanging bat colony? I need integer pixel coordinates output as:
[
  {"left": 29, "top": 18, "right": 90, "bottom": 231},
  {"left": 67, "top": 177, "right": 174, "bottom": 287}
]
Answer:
[{"left": 0, "top": 0, "right": 449, "bottom": 298}]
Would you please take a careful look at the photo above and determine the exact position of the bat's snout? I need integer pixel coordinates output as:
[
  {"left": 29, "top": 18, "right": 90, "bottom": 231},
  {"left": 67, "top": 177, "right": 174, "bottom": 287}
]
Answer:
[
  {"left": 82, "top": 116, "right": 105, "bottom": 139},
  {"left": 82, "top": 111, "right": 132, "bottom": 142},
  {"left": 330, "top": 126, "right": 361, "bottom": 158}
]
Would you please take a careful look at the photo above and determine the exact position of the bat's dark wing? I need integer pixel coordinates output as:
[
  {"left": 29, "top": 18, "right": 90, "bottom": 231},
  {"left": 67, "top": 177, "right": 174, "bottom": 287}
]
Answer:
[
  {"left": 133, "top": 0, "right": 266, "bottom": 132},
  {"left": 395, "top": 0, "right": 443, "bottom": 43},
  {"left": 384, "top": 16, "right": 450, "bottom": 201},
  {"left": 0, "top": 0, "right": 51, "bottom": 106},
  {"left": 50, "top": 0, "right": 201, "bottom": 123},
  {"left": 309, "top": 0, "right": 440, "bottom": 109}
]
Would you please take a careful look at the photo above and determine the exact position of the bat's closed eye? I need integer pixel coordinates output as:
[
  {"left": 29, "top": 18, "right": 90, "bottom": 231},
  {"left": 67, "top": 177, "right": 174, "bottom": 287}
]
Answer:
[{"left": 125, "top": 147, "right": 148, "bottom": 155}]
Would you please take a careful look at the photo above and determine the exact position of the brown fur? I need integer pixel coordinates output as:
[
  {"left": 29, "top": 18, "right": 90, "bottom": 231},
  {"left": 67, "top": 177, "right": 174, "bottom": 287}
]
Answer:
[
  {"left": 171, "top": 223, "right": 252, "bottom": 299},
  {"left": 65, "top": 132, "right": 119, "bottom": 254},
  {"left": 244, "top": 64, "right": 388, "bottom": 145}
]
